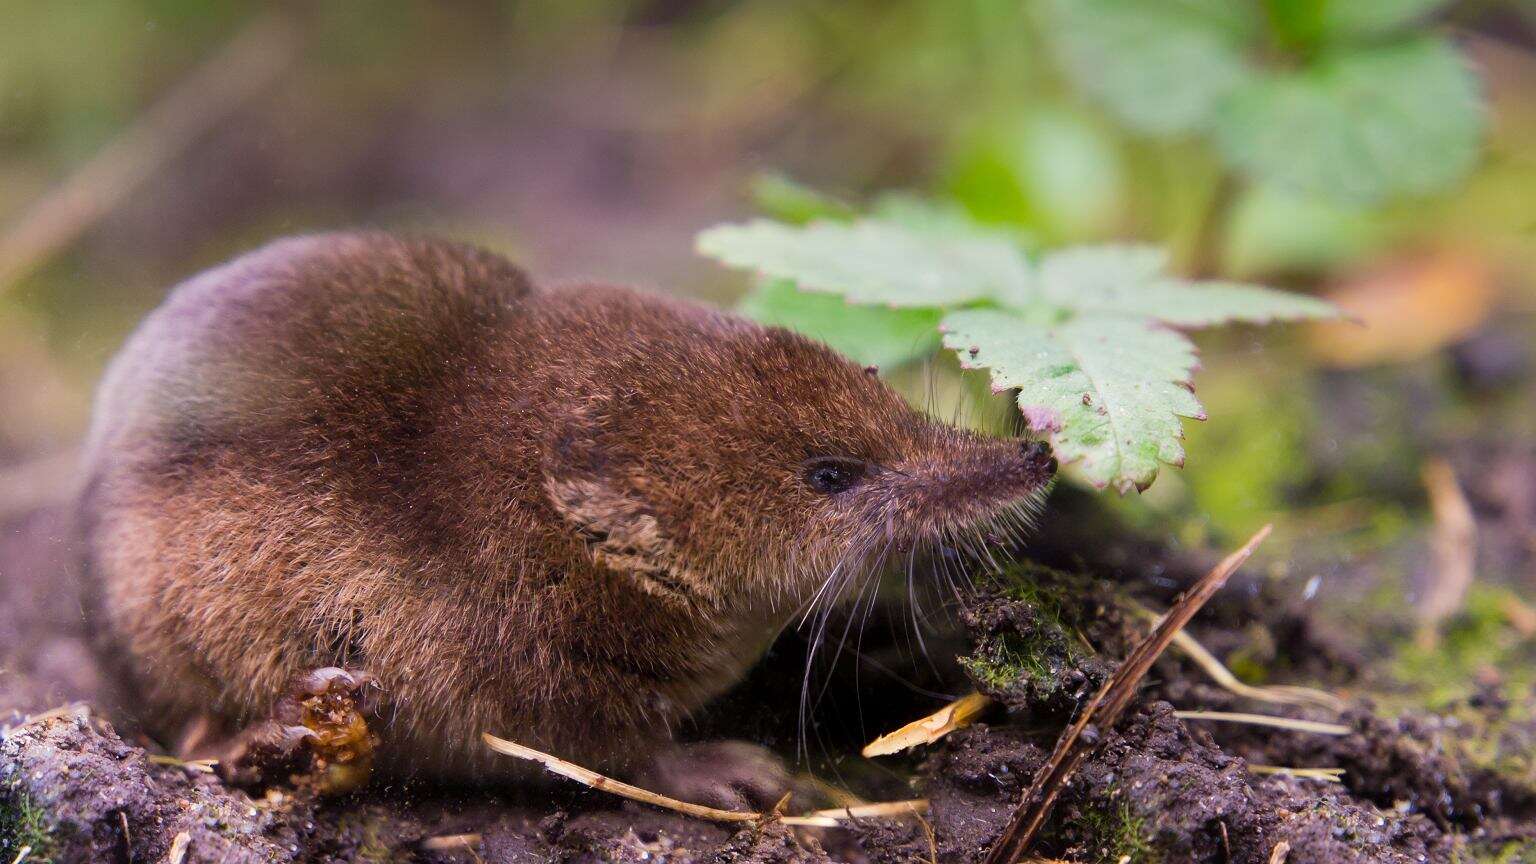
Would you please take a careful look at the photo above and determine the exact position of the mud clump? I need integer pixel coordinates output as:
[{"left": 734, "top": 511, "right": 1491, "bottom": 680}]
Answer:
[
  {"left": 0, "top": 708, "right": 305, "bottom": 863},
  {"left": 958, "top": 564, "right": 1132, "bottom": 717}
]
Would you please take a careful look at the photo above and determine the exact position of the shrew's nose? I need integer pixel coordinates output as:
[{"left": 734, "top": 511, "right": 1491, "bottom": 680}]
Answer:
[{"left": 1021, "top": 440, "right": 1058, "bottom": 476}]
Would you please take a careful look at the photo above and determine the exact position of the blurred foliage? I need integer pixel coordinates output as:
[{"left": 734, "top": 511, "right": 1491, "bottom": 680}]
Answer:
[{"left": 1039, "top": 0, "right": 1485, "bottom": 202}]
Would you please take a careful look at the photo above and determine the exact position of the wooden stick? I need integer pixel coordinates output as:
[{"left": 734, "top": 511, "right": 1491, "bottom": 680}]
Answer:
[
  {"left": 1416, "top": 457, "right": 1476, "bottom": 650},
  {"left": 167, "top": 831, "right": 191, "bottom": 864},
  {"left": 484, "top": 733, "right": 760, "bottom": 823},
  {"left": 419, "top": 833, "right": 481, "bottom": 851},
  {"left": 1159, "top": 618, "right": 1343, "bottom": 712},
  {"left": 483, "top": 732, "right": 926, "bottom": 828},
  {"left": 0, "top": 11, "right": 300, "bottom": 294},
  {"left": 806, "top": 800, "right": 928, "bottom": 820},
  {"left": 982, "top": 525, "right": 1272, "bottom": 864},
  {"left": 1249, "top": 765, "right": 1344, "bottom": 782},
  {"left": 1174, "top": 710, "right": 1349, "bottom": 736}
]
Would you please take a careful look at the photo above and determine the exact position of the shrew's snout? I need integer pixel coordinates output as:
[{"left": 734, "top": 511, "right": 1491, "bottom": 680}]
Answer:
[
  {"left": 888, "top": 434, "right": 1056, "bottom": 517},
  {"left": 1021, "top": 439, "right": 1057, "bottom": 478}
]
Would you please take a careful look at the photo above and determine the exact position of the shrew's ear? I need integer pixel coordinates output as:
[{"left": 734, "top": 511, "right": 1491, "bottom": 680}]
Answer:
[{"left": 542, "top": 404, "right": 677, "bottom": 583}]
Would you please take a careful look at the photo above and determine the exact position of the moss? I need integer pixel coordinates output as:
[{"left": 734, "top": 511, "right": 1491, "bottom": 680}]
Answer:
[
  {"left": 0, "top": 789, "right": 57, "bottom": 864},
  {"left": 330, "top": 808, "right": 406, "bottom": 864},
  {"left": 1452, "top": 839, "right": 1536, "bottom": 863},
  {"left": 1387, "top": 585, "right": 1536, "bottom": 710},
  {"left": 960, "top": 563, "right": 1103, "bottom": 708},
  {"left": 1179, "top": 363, "right": 1313, "bottom": 539},
  {"left": 1077, "top": 798, "right": 1159, "bottom": 864}
]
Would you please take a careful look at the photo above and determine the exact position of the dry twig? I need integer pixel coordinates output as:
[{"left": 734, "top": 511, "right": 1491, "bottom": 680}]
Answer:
[
  {"left": 806, "top": 800, "right": 928, "bottom": 821},
  {"left": 1158, "top": 618, "right": 1343, "bottom": 712},
  {"left": 482, "top": 733, "right": 925, "bottom": 828},
  {"left": 1503, "top": 593, "right": 1536, "bottom": 638},
  {"left": 166, "top": 831, "right": 191, "bottom": 864},
  {"left": 420, "top": 833, "right": 481, "bottom": 852},
  {"left": 982, "top": 525, "right": 1273, "bottom": 864},
  {"left": 1416, "top": 457, "right": 1476, "bottom": 650},
  {"left": 1249, "top": 765, "right": 1344, "bottom": 782},
  {"left": 1269, "top": 840, "right": 1292, "bottom": 863},
  {"left": 147, "top": 754, "right": 217, "bottom": 774},
  {"left": 1173, "top": 710, "right": 1350, "bottom": 736},
  {"left": 483, "top": 733, "right": 760, "bottom": 823}
]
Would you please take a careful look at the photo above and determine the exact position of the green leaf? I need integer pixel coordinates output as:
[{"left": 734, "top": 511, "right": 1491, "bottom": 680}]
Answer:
[
  {"left": 738, "top": 280, "right": 943, "bottom": 370},
  {"left": 1213, "top": 37, "right": 1484, "bottom": 203},
  {"left": 1321, "top": 0, "right": 1449, "bottom": 38},
  {"left": 1037, "top": 0, "right": 1259, "bottom": 136},
  {"left": 1036, "top": 245, "right": 1339, "bottom": 326},
  {"left": 1262, "top": 0, "right": 1330, "bottom": 55},
  {"left": 868, "top": 193, "right": 1015, "bottom": 239},
  {"left": 944, "top": 109, "right": 1123, "bottom": 241},
  {"left": 749, "top": 173, "right": 857, "bottom": 225},
  {"left": 942, "top": 309, "right": 1203, "bottom": 492},
  {"left": 696, "top": 218, "right": 1032, "bottom": 307},
  {"left": 1224, "top": 183, "right": 1386, "bottom": 276}
]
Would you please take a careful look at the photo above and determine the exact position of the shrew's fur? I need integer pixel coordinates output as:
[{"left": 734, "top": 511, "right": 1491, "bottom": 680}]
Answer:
[{"left": 79, "top": 232, "right": 1054, "bottom": 780}]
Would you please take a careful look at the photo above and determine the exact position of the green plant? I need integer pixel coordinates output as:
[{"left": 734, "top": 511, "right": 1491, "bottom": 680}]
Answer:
[
  {"left": 1037, "top": 0, "right": 1485, "bottom": 204},
  {"left": 698, "top": 206, "right": 1335, "bottom": 492},
  {"left": 0, "top": 789, "right": 56, "bottom": 864}
]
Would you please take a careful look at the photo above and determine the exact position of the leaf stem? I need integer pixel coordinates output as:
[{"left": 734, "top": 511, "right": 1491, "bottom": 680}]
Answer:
[{"left": 1189, "top": 170, "right": 1241, "bottom": 279}]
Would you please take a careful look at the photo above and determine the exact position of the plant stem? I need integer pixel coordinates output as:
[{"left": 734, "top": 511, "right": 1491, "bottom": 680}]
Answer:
[{"left": 1189, "top": 170, "right": 1241, "bottom": 279}]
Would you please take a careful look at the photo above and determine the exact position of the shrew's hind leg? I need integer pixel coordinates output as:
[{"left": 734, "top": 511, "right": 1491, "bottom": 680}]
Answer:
[
  {"left": 214, "top": 667, "right": 380, "bottom": 795},
  {"left": 635, "top": 741, "right": 802, "bottom": 812}
]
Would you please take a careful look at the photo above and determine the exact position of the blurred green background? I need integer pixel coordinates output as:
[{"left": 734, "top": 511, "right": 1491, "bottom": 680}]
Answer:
[{"left": 3, "top": 0, "right": 1536, "bottom": 558}]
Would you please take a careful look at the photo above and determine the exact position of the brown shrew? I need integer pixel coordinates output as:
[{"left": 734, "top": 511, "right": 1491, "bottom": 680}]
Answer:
[{"left": 78, "top": 232, "right": 1055, "bottom": 802}]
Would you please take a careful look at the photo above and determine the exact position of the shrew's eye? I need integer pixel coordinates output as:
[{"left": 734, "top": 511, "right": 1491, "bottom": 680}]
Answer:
[{"left": 802, "top": 457, "right": 866, "bottom": 495}]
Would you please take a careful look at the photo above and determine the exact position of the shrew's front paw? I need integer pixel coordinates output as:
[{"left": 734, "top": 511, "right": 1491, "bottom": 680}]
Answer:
[
  {"left": 637, "top": 740, "right": 796, "bottom": 812},
  {"left": 216, "top": 666, "right": 379, "bottom": 795}
]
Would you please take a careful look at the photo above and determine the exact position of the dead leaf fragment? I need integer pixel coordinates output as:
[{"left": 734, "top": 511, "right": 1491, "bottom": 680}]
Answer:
[
  {"left": 863, "top": 692, "right": 993, "bottom": 757},
  {"left": 1308, "top": 251, "right": 1495, "bottom": 367}
]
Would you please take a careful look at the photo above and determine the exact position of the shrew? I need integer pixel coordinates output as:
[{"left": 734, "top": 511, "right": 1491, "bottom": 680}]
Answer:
[{"left": 79, "top": 232, "right": 1055, "bottom": 804}]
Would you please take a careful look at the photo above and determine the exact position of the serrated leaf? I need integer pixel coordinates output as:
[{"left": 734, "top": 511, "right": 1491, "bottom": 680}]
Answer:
[
  {"left": 1213, "top": 37, "right": 1484, "bottom": 203},
  {"left": 697, "top": 218, "right": 1032, "bottom": 307},
  {"left": 738, "top": 280, "right": 942, "bottom": 369},
  {"left": 941, "top": 309, "right": 1203, "bottom": 492},
  {"left": 869, "top": 194, "right": 998, "bottom": 236},
  {"left": 1036, "top": 245, "right": 1339, "bottom": 326},
  {"left": 1038, "top": 0, "right": 1259, "bottom": 136}
]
